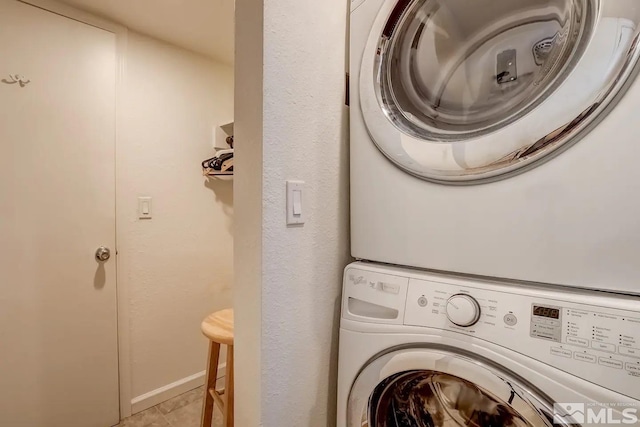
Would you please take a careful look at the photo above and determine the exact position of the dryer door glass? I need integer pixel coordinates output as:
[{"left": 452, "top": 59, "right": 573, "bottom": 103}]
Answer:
[
  {"left": 347, "top": 347, "right": 568, "bottom": 427},
  {"left": 360, "top": 0, "right": 640, "bottom": 182},
  {"left": 378, "top": 0, "right": 590, "bottom": 138}
]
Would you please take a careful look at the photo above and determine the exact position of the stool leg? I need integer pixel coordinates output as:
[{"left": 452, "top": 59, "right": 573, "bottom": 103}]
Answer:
[
  {"left": 201, "top": 341, "right": 220, "bottom": 427},
  {"left": 223, "top": 345, "right": 234, "bottom": 427}
]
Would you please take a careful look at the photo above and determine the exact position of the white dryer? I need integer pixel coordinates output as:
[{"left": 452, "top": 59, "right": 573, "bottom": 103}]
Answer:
[
  {"left": 337, "top": 262, "right": 640, "bottom": 426},
  {"left": 350, "top": 0, "right": 640, "bottom": 294}
]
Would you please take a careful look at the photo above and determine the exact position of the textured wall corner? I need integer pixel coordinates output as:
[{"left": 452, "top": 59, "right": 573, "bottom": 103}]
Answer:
[
  {"left": 261, "top": 0, "right": 351, "bottom": 423},
  {"left": 234, "top": 0, "right": 265, "bottom": 426},
  {"left": 235, "top": 0, "right": 351, "bottom": 426}
]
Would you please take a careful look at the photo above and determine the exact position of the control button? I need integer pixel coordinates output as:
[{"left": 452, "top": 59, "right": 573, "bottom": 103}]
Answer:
[
  {"left": 550, "top": 347, "right": 572, "bottom": 358},
  {"left": 532, "top": 330, "right": 561, "bottom": 341},
  {"left": 417, "top": 296, "right": 428, "bottom": 307},
  {"left": 446, "top": 294, "right": 481, "bottom": 327},
  {"left": 534, "top": 324, "right": 557, "bottom": 333},
  {"left": 598, "top": 357, "right": 623, "bottom": 369},
  {"left": 592, "top": 342, "right": 616, "bottom": 353},
  {"left": 573, "top": 352, "right": 596, "bottom": 363},
  {"left": 535, "top": 318, "right": 560, "bottom": 326},
  {"left": 503, "top": 313, "right": 518, "bottom": 326},
  {"left": 566, "top": 337, "right": 589, "bottom": 348},
  {"left": 380, "top": 282, "right": 400, "bottom": 294},
  {"left": 626, "top": 363, "right": 640, "bottom": 374},
  {"left": 619, "top": 346, "right": 640, "bottom": 359}
]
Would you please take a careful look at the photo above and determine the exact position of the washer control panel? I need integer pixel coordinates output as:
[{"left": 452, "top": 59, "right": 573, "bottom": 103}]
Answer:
[
  {"left": 405, "top": 280, "right": 640, "bottom": 400},
  {"left": 342, "top": 263, "right": 640, "bottom": 401}
]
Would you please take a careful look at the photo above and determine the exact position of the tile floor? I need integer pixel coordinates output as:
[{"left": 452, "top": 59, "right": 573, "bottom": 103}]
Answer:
[{"left": 116, "top": 386, "right": 222, "bottom": 427}]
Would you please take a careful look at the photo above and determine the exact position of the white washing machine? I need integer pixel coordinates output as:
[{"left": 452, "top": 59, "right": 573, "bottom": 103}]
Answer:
[
  {"left": 337, "top": 262, "right": 640, "bottom": 426},
  {"left": 350, "top": 0, "right": 640, "bottom": 294}
]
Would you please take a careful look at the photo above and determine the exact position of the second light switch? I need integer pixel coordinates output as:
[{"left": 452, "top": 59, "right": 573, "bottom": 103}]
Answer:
[{"left": 138, "top": 197, "right": 152, "bottom": 219}]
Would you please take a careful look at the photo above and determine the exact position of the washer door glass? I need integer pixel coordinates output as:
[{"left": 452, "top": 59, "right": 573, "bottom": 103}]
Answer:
[
  {"left": 347, "top": 347, "right": 571, "bottom": 427},
  {"left": 370, "top": 371, "right": 542, "bottom": 426},
  {"left": 360, "top": 0, "right": 640, "bottom": 183}
]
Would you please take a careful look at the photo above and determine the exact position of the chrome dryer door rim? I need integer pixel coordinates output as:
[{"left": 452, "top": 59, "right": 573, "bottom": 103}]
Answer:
[{"left": 360, "top": 0, "right": 640, "bottom": 184}]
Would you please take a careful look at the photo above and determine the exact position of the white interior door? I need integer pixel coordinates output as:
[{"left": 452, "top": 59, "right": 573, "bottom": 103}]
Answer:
[{"left": 0, "top": 1, "right": 119, "bottom": 426}]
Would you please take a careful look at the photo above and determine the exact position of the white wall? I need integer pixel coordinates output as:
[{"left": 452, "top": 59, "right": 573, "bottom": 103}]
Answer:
[
  {"left": 235, "top": 0, "right": 351, "bottom": 425},
  {"left": 118, "top": 32, "right": 234, "bottom": 405}
]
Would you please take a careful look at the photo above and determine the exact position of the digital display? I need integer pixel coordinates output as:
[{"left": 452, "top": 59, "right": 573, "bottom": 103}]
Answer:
[{"left": 533, "top": 306, "right": 560, "bottom": 319}]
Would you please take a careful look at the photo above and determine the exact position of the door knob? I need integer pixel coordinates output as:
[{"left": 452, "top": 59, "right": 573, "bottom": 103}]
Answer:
[{"left": 95, "top": 246, "right": 111, "bottom": 262}]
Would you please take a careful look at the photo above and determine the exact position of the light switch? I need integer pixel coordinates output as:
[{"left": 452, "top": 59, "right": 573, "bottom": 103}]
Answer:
[
  {"left": 292, "top": 190, "right": 302, "bottom": 215},
  {"left": 138, "top": 197, "right": 152, "bottom": 219},
  {"left": 286, "top": 181, "right": 305, "bottom": 225}
]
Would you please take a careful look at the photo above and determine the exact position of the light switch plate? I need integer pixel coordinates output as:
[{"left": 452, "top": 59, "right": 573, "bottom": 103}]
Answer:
[
  {"left": 286, "top": 181, "right": 305, "bottom": 225},
  {"left": 138, "top": 197, "right": 152, "bottom": 219}
]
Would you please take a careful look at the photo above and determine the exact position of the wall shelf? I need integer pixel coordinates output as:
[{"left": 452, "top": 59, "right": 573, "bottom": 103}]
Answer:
[
  {"left": 203, "top": 169, "right": 233, "bottom": 177},
  {"left": 203, "top": 122, "right": 234, "bottom": 177}
]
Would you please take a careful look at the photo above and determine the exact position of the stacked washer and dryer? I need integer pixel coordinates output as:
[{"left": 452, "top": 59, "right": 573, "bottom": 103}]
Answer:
[{"left": 339, "top": 0, "right": 640, "bottom": 426}]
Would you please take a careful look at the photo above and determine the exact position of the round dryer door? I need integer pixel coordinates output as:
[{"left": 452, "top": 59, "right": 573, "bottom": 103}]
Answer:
[
  {"left": 347, "top": 347, "right": 574, "bottom": 427},
  {"left": 360, "top": 0, "right": 640, "bottom": 183}
]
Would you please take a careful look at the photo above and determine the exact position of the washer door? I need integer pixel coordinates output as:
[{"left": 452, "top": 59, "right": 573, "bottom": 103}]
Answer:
[
  {"left": 348, "top": 347, "right": 573, "bottom": 426},
  {"left": 360, "top": 0, "right": 640, "bottom": 183}
]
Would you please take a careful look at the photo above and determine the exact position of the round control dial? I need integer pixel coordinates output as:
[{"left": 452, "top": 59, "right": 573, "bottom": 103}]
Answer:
[{"left": 446, "top": 294, "right": 481, "bottom": 327}]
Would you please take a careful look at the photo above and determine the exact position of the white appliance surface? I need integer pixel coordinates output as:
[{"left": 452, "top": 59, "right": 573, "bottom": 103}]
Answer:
[
  {"left": 337, "top": 262, "right": 640, "bottom": 427},
  {"left": 350, "top": 0, "right": 640, "bottom": 294}
]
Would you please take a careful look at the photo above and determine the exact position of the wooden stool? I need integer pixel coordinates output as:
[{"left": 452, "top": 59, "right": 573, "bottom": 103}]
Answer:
[{"left": 201, "top": 309, "right": 234, "bottom": 427}]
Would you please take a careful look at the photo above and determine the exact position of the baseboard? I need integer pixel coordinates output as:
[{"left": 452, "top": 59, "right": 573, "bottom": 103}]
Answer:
[{"left": 131, "top": 364, "right": 226, "bottom": 414}]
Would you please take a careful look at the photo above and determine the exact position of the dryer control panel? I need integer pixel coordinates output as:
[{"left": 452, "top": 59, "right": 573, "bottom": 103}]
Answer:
[{"left": 342, "top": 263, "right": 640, "bottom": 401}]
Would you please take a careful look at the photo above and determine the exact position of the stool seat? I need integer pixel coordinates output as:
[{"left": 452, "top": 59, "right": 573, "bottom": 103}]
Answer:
[{"left": 201, "top": 308, "right": 234, "bottom": 345}]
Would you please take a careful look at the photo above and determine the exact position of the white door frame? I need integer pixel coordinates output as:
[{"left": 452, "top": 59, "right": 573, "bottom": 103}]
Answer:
[{"left": 17, "top": 0, "right": 133, "bottom": 418}]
